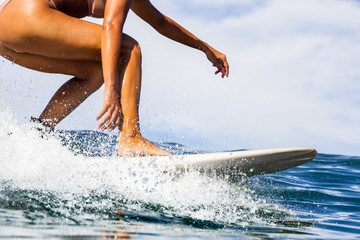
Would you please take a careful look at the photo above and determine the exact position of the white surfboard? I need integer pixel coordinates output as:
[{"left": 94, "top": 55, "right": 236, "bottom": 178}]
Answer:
[{"left": 124, "top": 147, "right": 317, "bottom": 179}]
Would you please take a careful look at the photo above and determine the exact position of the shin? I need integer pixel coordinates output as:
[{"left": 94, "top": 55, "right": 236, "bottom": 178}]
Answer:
[
  {"left": 39, "top": 71, "right": 103, "bottom": 128},
  {"left": 117, "top": 39, "right": 170, "bottom": 156}
]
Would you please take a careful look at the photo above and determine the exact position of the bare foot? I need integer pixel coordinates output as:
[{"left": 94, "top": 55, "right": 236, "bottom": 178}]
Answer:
[{"left": 117, "top": 133, "right": 171, "bottom": 157}]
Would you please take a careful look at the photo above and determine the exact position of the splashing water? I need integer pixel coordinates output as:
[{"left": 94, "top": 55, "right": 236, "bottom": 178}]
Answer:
[{"left": 1, "top": 104, "right": 359, "bottom": 239}]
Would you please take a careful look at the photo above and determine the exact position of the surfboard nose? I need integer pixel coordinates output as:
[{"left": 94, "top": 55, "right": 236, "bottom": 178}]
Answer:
[
  {"left": 217, "top": 147, "right": 318, "bottom": 177},
  {"left": 309, "top": 148, "right": 317, "bottom": 158},
  {"left": 292, "top": 148, "right": 317, "bottom": 165},
  {"left": 246, "top": 147, "right": 318, "bottom": 176}
]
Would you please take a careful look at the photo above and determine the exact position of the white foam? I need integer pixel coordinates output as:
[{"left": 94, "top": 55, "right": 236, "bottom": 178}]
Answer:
[{"left": 0, "top": 104, "right": 289, "bottom": 226}]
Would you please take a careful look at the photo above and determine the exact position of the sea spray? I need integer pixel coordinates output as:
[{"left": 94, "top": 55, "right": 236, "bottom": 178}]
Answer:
[
  {"left": 0, "top": 106, "right": 291, "bottom": 229},
  {"left": 1, "top": 106, "right": 359, "bottom": 238}
]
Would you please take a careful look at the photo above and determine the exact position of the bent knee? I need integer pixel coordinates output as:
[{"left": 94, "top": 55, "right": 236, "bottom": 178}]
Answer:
[
  {"left": 122, "top": 35, "right": 141, "bottom": 57},
  {"left": 132, "top": 42, "right": 141, "bottom": 56},
  {"left": 126, "top": 41, "right": 141, "bottom": 61}
]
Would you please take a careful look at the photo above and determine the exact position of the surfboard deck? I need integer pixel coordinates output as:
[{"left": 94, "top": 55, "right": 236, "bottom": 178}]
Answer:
[{"left": 122, "top": 147, "right": 317, "bottom": 179}]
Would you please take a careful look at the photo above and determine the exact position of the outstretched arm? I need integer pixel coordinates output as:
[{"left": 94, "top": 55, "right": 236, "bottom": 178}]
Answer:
[{"left": 131, "top": 0, "right": 229, "bottom": 78}]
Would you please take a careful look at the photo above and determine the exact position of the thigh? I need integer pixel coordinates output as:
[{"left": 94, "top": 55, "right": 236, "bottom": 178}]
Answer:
[
  {"left": 0, "top": 0, "right": 140, "bottom": 61},
  {"left": 0, "top": 0, "right": 102, "bottom": 61},
  {"left": 0, "top": 42, "right": 101, "bottom": 80},
  {"left": 0, "top": 0, "right": 140, "bottom": 77}
]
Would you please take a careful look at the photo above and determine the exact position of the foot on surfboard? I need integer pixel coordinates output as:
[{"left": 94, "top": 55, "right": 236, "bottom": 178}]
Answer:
[
  {"left": 30, "top": 117, "right": 54, "bottom": 138},
  {"left": 117, "top": 133, "right": 171, "bottom": 157}
]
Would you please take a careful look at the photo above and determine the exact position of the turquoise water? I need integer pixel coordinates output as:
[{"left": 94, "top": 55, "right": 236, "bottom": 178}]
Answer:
[{"left": 0, "top": 123, "right": 359, "bottom": 239}]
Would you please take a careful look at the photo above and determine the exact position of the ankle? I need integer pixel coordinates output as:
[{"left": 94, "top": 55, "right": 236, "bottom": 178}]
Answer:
[
  {"left": 30, "top": 117, "right": 54, "bottom": 137},
  {"left": 118, "top": 130, "right": 141, "bottom": 139}
]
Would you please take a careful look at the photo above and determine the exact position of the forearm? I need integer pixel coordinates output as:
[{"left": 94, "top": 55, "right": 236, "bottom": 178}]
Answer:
[
  {"left": 101, "top": 23, "right": 122, "bottom": 92},
  {"left": 155, "top": 15, "right": 228, "bottom": 77},
  {"left": 101, "top": 0, "right": 133, "bottom": 93},
  {"left": 155, "top": 16, "right": 211, "bottom": 53}
]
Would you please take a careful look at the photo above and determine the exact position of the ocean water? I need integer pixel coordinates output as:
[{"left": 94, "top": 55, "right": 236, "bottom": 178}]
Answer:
[{"left": 0, "top": 108, "right": 359, "bottom": 239}]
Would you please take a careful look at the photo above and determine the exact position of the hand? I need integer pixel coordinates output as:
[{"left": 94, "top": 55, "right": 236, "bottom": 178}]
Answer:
[
  {"left": 205, "top": 46, "right": 229, "bottom": 78},
  {"left": 96, "top": 89, "right": 123, "bottom": 132}
]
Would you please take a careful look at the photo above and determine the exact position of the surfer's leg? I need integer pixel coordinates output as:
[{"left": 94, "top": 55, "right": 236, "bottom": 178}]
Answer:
[
  {"left": 0, "top": 42, "right": 104, "bottom": 128},
  {"left": 0, "top": 0, "right": 102, "bottom": 61},
  {"left": 38, "top": 76, "right": 103, "bottom": 128},
  {"left": 0, "top": 0, "right": 109, "bottom": 128},
  {"left": 117, "top": 38, "right": 171, "bottom": 156},
  {"left": 0, "top": 0, "right": 105, "bottom": 127},
  {"left": 0, "top": 0, "right": 169, "bottom": 155}
]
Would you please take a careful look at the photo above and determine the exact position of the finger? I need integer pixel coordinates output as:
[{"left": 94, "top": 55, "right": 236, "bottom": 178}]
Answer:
[
  {"left": 220, "top": 57, "right": 229, "bottom": 77},
  {"left": 221, "top": 69, "right": 225, "bottom": 78},
  {"left": 99, "top": 119, "right": 109, "bottom": 130},
  {"left": 215, "top": 61, "right": 223, "bottom": 74},
  {"left": 216, "top": 62, "right": 225, "bottom": 78},
  {"left": 108, "top": 122, "right": 116, "bottom": 132},
  {"left": 96, "top": 106, "right": 109, "bottom": 121},
  {"left": 109, "top": 115, "right": 122, "bottom": 132},
  {"left": 223, "top": 59, "right": 230, "bottom": 77},
  {"left": 106, "top": 108, "right": 119, "bottom": 130},
  {"left": 99, "top": 110, "right": 112, "bottom": 130},
  {"left": 217, "top": 60, "right": 225, "bottom": 78},
  {"left": 115, "top": 115, "right": 122, "bottom": 127}
]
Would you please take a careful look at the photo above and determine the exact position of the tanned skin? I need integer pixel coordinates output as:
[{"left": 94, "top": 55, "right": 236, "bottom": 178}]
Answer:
[{"left": 0, "top": 0, "right": 229, "bottom": 156}]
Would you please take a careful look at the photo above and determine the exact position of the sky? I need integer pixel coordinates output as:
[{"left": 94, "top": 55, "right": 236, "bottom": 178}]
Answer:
[{"left": 1, "top": 0, "right": 360, "bottom": 155}]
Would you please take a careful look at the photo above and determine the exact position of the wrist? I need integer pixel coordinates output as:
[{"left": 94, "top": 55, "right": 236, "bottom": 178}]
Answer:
[
  {"left": 198, "top": 41, "right": 210, "bottom": 53},
  {"left": 104, "top": 75, "right": 120, "bottom": 92},
  {"left": 104, "top": 87, "right": 120, "bottom": 99},
  {"left": 104, "top": 84, "right": 118, "bottom": 92}
]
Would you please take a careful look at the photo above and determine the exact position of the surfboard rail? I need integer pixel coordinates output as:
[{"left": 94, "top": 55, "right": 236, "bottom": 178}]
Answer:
[
  {"left": 171, "top": 147, "right": 317, "bottom": 178},
  {"left": 120, "top": 147, "right": 317, "bottom": 179}
]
